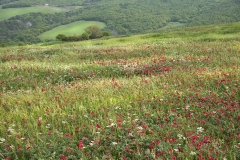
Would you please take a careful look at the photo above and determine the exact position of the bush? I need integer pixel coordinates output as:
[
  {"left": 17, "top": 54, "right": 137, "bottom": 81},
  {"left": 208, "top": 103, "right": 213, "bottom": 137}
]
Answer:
[
  {"left": 85, "top": 25, "right": 103, "bottom": 39},
  {"left": 81, "top": 32, "right": 89, "bottom": 40},
  {"left": 103, "top": 31, "right": 111, "bottom": 37},
  {"left": 18, "top": 42, "right": 25, "bottom": 46},
  {"left": 56, "top": 34, "right": 67, "bottom": 41},
  {"left": 0, "top": 43, "right": 7, "bottom": 47}
]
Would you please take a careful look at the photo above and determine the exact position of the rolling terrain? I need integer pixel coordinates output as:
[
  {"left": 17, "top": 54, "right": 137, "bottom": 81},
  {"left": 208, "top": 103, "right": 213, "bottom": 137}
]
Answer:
[
  {"left": 0, "top": 5, "right": 68, "bottom": 21},
  {"left": 0, "top": 0, "right": 239, "bottom": 44},
  {"left": 0, "top": 23, "right": 240, "bottom": 159},
  {"left": 38, "top": 21, "right": 106, "bottom": 41}
]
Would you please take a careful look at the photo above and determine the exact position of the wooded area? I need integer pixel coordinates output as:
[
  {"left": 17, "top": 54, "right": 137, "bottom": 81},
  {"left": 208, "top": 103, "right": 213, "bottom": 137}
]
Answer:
[{"left": 0, "top": 0, "right": 239, "bottom": 44}]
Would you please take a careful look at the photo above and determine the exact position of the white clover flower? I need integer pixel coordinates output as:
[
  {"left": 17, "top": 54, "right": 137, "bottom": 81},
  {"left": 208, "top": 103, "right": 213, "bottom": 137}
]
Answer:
[
  {"left": 174, "top": 148, "right": 178, "bottom": 152},
  {"left": 112, "top": 142, "right": 118, "bottom": 145},
  {"left": 137, "top": 126, "right": 143, "bottom": 130},
  {"left": 177, "top": 134, "right": 186, "bottom": 139},
  {"left": 134, "top": 119, "right": 139, "bottom": 122},
  {"left": 79, "top": 105, "right": 85, "bottom": 109},
  {"left": 46, "top": 124, "right": 51, "bottom": 129},
  {"left": 7, "top": 127, "right": 15, "bottom": 133},
  {"left": 62, "top": 121, "right": 66, "bottom": 124},
  {"left": 52, "top": 151, "right": 56, "bottom": 156},
  {"left": 177, "top": 134, "right": 183, "bottom": 138},
  {"left": 185, "top": 105, "right": 190, "bottom": 110},
  {"left": 89, "top": 142, "right": 94, "bottom": 146},
  {"left": 197, "top": 127, "right": 204, "bottom": 133},
  {"left": 223, "top": 157, "right": 227, "bottom": 160},
  {"left": 128, "top": 132, "right": 134, "bottom": 137},
  {"left": 106, "top": 123, "right": 115, "bottom": 127},
  {"left": 190, "top": 151, "right": 196, "bottom": 155},
  {"left": 0, "top": 138, "right": 6, "bottom": 143}
]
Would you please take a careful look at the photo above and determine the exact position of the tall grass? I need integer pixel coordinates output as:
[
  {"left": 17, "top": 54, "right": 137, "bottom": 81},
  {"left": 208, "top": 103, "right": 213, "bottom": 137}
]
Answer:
[{"left": 0, "top": 23, "right": 240, "bottom": 159}]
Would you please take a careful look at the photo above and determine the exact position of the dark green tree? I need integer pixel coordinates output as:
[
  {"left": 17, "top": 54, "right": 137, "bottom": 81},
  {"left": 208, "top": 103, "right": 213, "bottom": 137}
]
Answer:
[
  {"left": 81, "top": 32, "right": 89, "bottom": 40},
  {"left": 0, "top": 43, "right": 7, "bottom": 47},
  {"left": 103, "top": 31, "right": 111, "bottom": 37},
  {"left": 85, "top": 25, "right": 103, "bottom": 39},
  {"left": 56, "top": 34, "right": 67, "bottom": 41}
]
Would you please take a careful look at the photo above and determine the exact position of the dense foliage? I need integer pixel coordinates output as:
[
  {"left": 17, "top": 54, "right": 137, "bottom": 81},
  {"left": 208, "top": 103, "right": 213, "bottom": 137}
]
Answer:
[
  {"left": 0, "top": 0, "right": 85, "bottom": 6},
  {"left": 56, "top": 25, "right": 110, "bottom": 42},
  {"left": 2, "top": 3, "right": 31, "bottom": 9},
  {"left": 0, "top": 23, "right": 239, "bottom": 159},
  {"left": 0, "top": 0, "right": 17, "bottom": 5},
  {"left": 0, "top": 0, "right": 240, "bottom": 44}
]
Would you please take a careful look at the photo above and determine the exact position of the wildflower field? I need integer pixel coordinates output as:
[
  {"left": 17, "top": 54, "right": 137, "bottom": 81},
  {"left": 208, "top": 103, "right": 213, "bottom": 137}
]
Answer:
[{"left": 0, "top": 23, "right": 240, "bottom": 159}]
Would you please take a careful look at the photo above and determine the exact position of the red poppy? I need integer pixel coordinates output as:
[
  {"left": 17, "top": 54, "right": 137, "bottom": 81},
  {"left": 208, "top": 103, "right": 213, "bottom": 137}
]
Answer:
[
  {"left": 60, "top": 155, "right": 67, "bottom": 160},
  {"left": 96, "top": 123, "right": 101, "bottom": 129}
]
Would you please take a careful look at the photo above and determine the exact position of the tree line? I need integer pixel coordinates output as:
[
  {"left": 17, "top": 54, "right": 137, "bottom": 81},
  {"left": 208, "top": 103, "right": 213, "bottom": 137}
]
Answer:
[
  {"left": 1, "top": 0, "right": 85, "bottom": 7},
  {"left": 0, "top": 0, "right": 17, "bottom": 5},
  {"left": 56, "top": 25, "right": 110, "bottom": 42},
  {"left": 2, "top": 2, "right": 31, "bottom": 9}
]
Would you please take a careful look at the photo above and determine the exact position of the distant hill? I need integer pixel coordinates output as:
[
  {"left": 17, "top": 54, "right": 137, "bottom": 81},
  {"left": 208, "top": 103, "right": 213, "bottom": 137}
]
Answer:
[{"left": 0, "top": 0, "right": 239, "bottom": 44}]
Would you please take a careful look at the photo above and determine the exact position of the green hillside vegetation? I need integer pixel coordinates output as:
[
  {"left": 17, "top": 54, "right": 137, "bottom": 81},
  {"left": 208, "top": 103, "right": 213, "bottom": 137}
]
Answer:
[
  {"left": 0, "top": 0, "right": 239, "bottom": 44},
  {"left": 50, "top": 22, "right": 240, "bottom": 46},
  {"left": 0, "top": 0, "right": 85, "bottom": 6},
  {"left": 0, "top": 23, "right": 239, "bottom": 159},
  {"left": 1, "top": 2, "right": 31, "bottom": 9},
  {"left": 0, "top": 6, "right": 67, "bottom": 21},
  {"left": 38, "top": 21, "right": 106, "bottom": 40},
  {"left": 0, "top": 0, "right": 17, "bottom": 5}
]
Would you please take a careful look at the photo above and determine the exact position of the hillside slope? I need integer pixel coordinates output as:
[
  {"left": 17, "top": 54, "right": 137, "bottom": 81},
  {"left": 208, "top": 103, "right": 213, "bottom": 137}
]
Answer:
[
  {"left": 0, "top": 23, "right": 239, "bottom": 159},
  {"left": 0, "top": 0, "right": 239, "bottom": 44}
]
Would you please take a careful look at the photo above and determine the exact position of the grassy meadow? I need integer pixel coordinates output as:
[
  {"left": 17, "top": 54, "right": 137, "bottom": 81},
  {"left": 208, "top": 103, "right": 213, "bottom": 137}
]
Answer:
[
  {"left": 0, "top": 6, "right": 67, "bottom": 21},
  {"left": 38, "top": 21, "right": 106, "bottom": 40},
  {"left": 0, "top": 23, "right": 240, "bottom": 159}
]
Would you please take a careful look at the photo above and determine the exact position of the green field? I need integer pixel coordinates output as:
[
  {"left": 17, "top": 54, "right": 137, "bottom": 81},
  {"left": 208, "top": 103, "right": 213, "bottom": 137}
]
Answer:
[
  {"left": 0, "top": 6, "right": 67, "bottom": 21},
  {"left": 0, "top": 23, "right": 240, "bottom": 159},
  {"left": 38, "top": 21, "right": 106, "bottom": 40}
]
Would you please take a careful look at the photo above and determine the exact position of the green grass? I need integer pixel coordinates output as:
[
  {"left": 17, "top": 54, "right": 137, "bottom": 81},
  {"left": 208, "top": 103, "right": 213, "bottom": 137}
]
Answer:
[
  {"left": 0, "top": 6, "right": 67, "bottom": 21},
  {"left": 46, "top": 22, "right": 239, "bottom": 47},
  {"left": 157, "top": 22, "right": 186, "bottom": 31},
  {"left": 38, "top": 21, "right": 106, "bottom": 40},
  {"left": 0, "top": 23, "right": 240, "bottom": 159}
]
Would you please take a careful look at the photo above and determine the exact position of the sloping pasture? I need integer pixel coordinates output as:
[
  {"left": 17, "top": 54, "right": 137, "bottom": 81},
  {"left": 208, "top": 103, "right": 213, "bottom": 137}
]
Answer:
[{"left": 0, "top": 24, "right": 239, "bottom": 159}]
